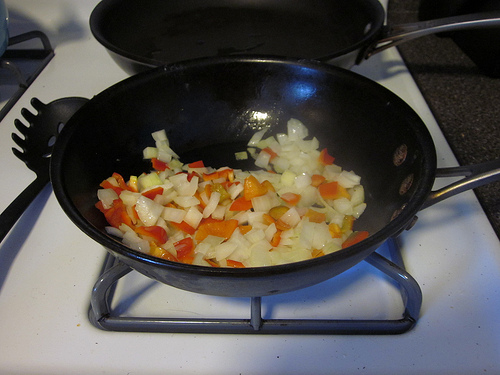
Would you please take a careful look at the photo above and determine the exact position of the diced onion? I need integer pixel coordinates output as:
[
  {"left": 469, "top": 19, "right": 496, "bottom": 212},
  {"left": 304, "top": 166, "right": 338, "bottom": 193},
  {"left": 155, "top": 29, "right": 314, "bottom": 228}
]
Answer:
[
  {"left": 135, "top": 195, "right": 164, "bottom": 226},
  {"left": 287, "top": 118, "right": 308, "bottom": 141},
  {"left": 203, "top": 191, "right": 221, "bottom": 218},
  {"left": 100, "top": 118, "right": 368, "bottom": 268},
  {"left": 279, "top": 207, "right": 301, "bottom": 227},
  {"left": 184, "top": 206, "right": 203, "bottom": 229},
  {"left": 162, "top": 206, "right": 186, "bottom": 223},
  {"left": 97, "top": 188, "right": 118, "bottom": 209},
  {"left": 247, "top": 128, "right": 268, "bottom": 146}
]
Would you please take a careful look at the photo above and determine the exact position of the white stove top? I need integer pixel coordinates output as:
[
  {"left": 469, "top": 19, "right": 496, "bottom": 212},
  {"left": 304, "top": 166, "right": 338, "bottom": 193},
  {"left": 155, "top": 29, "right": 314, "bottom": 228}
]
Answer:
[{"left": 0, "top": 1, "right": 499, "bottom": 374}]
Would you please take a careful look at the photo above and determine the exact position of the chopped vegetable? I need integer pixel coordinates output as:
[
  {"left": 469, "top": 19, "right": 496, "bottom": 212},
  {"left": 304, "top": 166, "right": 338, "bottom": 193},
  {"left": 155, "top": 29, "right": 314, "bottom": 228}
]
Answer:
[{"left": 96, "top": 118, "right": 368, "bottom": 267}]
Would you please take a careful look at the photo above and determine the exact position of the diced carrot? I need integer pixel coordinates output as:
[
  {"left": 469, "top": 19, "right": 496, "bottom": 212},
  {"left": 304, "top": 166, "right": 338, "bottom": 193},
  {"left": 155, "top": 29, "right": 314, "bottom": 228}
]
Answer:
[
  {"left": 170, "top": 221, "right": 196, "bottom": 235},
  {"left": 194, "top": 219, "right": 239, "bottom": 242},
  {"left": 135, "top": 225, "right": 168, "bottom": 244},
  {"left": 318, "top": 181, "right": 350, "bottom": 200},
  {"left": 226, "top": 259, "right": 246, "bottom": 268},
  {"left": 311, "top": 174, "right": 326, "bottom": 187},
  {"left": 262, "top": 147, "right": 278, "bottom": 161},
  {"left": 141, "top": 186, "right": 164, "bottom": 200},
  {"left": 243, "top": 175, "right": 268, "bottom": 200},
  {"left": 229, "top": 196, "right": 253, "bottom": 211},
  {"left": 280, "top": 192, "right": 301, "bottom": 206},
  {"left": 342, "top": 231, "right": 369, "bottom": 249},
  {"left": 151, "top": 158, "right": 169, "bottom": 171},
  {"left": 304, "top": 209, "right": 327, "bottom": 223},
  {"left": 188, "top": 160, "right": 205, "bottom": 168},
  {"left": 319, "top": 148, "right": 335, "bottom": 165}
]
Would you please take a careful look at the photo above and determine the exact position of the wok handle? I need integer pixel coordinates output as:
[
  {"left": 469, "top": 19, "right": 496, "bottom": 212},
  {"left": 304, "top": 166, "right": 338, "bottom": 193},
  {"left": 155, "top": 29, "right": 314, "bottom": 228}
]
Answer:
[
  {"left": 364, "top": 12, "right": 500, "bottom": 59},
  {"left": 422, "top": 159, "right": 500, "bottom": 209}
]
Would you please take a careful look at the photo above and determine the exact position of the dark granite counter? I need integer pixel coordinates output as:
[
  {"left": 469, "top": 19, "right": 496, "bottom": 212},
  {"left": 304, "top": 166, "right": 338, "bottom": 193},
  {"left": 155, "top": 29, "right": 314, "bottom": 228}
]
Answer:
[{"left": 388, "top": 0, "right": 500, "bottom": 239}]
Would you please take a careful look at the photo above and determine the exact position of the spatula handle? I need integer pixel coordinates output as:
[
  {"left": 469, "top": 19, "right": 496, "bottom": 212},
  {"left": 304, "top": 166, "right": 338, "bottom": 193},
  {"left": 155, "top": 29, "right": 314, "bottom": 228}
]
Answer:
[{"left": 0, "top": 175, "right": 49, "bottom": 243}]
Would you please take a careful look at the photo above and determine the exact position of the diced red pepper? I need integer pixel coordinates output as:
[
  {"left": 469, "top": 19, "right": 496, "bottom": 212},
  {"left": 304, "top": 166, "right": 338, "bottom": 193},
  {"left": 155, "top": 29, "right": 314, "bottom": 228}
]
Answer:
[
  {"left": 319, "top": 148, "right": 335, "bottom": 165},
  {"left": 270, "top": 230, "right": 281, "bottom": 247},
  {"left": 262, "top": 213, "right": 276, "bottom": 226},
  {"left": 262, "top": 147, "right": 278, "bottom": 161},
  {"left": 170, "top": 221, "right": 196, "bottom": 235},
  {"left": 243, "top": 175, "right": 267, "bottom": 200},
  {"left": 304, "top": 209, "right": 327, "bottom": 223},
  {"left": 141, "top": 186, "right": 164, "bottom": 200},
  {"left": 229, "top": 196, "right": 253, "bottom": 211},
  {"left": 318, "top": 181, "right": 350, "bottom": 200},
  {"left": 312, "top": 249, "right": 325, "bottom": 258},
  {"left": 261, "top": 179, "right": 275, "bottom": 192},
  {"left": 187, "top": 171, "right": 200, "bottom": 182},
  {"left": 280, "top": 192, "right": 301, "bottom": 206},
  {"left": 194, "top": 219, "right": 239, "bottom": 242},
  {"left": 135, "top": 225, "right": 168, "bottom": 244},
  {"left": 202, "top": 171, "right": 220, "bottom": 181},
  {"left": 149, "top": 242, "right": 178, "bottom": 262},
  {"left": 311, "top": 174, "right": 326, "bottom": 187},
  {"left": 100, "top": 179, "right": 123, "bottom": 195},
  {"left": 174, "top": 237, "right": 195, "bottom": 263},
  {"left": 218, "top": 168, "right": 234, "bottom": 182},
  {"left": 205, "top": 258, "right": 220, "bottom": 267},
  {"left": 112, "top": 173, "right": 130, "bottom": 190},
  {"left": 95, "top": 199, "right": 134, "bottom": 229},
  {"left": 342, "top": 231, "right": 369, "bottom": 249},
  {"left": 188, "top": 160, "right": 205, "bottom": 168},
  {"left": 238, "top": 225, "right": 253, "bottom": 235},
  {"left": 151, "top": 158, "right": 169, "bottom": 171},
  {"left": 226, "top": 259, "right": 245, "bottom": 268}
]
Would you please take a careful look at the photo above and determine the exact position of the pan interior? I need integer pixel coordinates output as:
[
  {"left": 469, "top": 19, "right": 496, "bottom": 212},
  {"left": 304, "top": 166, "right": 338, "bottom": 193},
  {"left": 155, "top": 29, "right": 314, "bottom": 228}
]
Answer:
[{"left": 53, "top": 58, "right": 436, "bottom": 252}]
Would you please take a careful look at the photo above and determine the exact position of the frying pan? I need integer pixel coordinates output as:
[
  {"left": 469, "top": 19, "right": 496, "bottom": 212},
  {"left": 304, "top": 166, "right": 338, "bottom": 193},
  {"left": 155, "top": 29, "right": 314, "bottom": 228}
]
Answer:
[
  {"left": 89, "top": 0, "right": 500, "bottom": 74},
  {"left": 50, "top": 56, "right": 500, "bottom": 297}
]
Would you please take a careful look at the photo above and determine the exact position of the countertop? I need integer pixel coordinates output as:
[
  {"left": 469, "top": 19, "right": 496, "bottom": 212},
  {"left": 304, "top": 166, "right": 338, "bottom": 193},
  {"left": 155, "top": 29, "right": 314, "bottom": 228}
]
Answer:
[{"left": 388, "top": 0, "right": 500, "bottom": 239}]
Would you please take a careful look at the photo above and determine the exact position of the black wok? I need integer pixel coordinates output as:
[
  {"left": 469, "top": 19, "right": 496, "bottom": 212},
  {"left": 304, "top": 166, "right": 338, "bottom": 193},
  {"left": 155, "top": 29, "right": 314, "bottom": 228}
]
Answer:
[
  {"left": 50, "top": 56, "right": 500, "bottom": 297},
  {"left": 89, "top": 0, "right": 500, "bottom": 74}
]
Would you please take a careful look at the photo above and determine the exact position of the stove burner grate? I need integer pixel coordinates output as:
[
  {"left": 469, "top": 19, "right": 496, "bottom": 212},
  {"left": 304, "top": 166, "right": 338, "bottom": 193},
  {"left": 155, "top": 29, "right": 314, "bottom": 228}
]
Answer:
[
  {"left": 0, "top": 30, "right": 54, "bottom": 121},
  {"left": 89, "top": 239, "right": 422, "bottom": 335}
]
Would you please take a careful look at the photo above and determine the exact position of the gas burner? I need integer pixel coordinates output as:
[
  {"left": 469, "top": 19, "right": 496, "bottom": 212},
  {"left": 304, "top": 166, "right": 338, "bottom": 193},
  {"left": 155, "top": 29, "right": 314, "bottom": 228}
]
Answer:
[
  {"left": 0, "top": 30, "right": 54, "bottom": 120},
  {"left": 89, "top": 239, "right": 422, "bottom": 335}
]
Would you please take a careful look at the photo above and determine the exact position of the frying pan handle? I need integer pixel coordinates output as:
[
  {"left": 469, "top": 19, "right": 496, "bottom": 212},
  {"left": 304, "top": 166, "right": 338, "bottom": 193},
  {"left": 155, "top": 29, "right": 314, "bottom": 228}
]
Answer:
[
  {"left": 422, "top": 159, "right": 500, "bottom": 209},
  {"left": 364, "top": 12, "right": 500, "bottom": 59}
]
